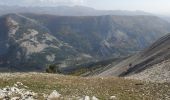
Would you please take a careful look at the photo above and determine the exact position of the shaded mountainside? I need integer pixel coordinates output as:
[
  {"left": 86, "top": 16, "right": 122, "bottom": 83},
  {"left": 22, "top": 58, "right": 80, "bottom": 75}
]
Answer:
[
  {"left": 0, "top": 13, "right": 170, "bottom": 71},
  {"left": 98, "top": 33, "right": 170, "bottom": 82},
  {"left": 23, "top": 14, "right": 170, "bottom": 58},
  {"left": 0, "top": 14, "right": 92, "bottom": 71},
  {"left": 60, "top": 57, "right": 127, "bottom": 76}
]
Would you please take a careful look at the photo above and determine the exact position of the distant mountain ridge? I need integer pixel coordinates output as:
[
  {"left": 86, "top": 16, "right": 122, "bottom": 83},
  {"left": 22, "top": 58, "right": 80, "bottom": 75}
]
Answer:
[
  {"left": 0, "top": 13, "right": 170, "bottom": 71},
  {"left": 0, "top": 5, "right": 152, "bottom": 16}
]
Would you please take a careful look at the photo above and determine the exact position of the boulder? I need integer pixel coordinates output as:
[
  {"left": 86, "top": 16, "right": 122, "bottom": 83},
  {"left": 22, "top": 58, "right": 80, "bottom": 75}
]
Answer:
[{"left": 47, "top": 90, "right": 61, "bottom": 100}]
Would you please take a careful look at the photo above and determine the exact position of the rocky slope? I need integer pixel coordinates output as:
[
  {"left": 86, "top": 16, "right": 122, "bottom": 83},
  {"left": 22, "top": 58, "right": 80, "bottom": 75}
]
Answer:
[
  {"left": 0, "top": 13, "right": 170, "bottom": 71},
  {"left": 98, "top": 33, "right": 170, "bottom": 82},
  {"left": 127, "top": 60, "right": 170, "bottom": 83}
]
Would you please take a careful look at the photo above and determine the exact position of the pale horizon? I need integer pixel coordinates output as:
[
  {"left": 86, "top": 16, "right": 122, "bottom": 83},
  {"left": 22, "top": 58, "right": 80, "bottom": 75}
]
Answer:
[{"left": 0, "top": 0, "right": 170, "bottom": 16}]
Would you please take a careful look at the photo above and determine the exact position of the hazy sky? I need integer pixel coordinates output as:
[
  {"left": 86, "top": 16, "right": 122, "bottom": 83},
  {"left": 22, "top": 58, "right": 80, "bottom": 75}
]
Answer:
[{"left": 0, "top": 0, "right": 170, "bottom": 15}]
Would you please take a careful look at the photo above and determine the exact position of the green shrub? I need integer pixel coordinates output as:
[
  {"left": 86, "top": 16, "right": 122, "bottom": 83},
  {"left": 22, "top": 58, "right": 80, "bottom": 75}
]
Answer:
[{"left": 46, "top": 64, "right": 61, "bottom": 73}]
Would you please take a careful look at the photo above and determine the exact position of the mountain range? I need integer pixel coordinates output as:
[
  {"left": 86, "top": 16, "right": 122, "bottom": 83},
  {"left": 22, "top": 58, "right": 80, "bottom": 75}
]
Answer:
[
  {"left": 0, "top": 5, "right": 152, "bottom": 16},
  {"left": 0, "top": 13, "right": 170, "bottom": 72}
]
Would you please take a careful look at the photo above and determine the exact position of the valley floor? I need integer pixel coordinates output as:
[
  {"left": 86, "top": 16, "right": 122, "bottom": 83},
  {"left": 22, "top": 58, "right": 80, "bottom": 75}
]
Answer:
[{"left": 0, "top": 73, "right": 169, "bottom": 100}]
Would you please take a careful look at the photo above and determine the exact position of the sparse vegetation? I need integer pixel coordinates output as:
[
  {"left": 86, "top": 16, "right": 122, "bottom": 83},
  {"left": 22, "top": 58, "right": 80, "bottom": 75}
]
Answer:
[
  {"left": 0, "top": 73, "right": 169, "bottom": 100},
  {"left": 46, "top": 64, "right": 60, "bottom": 73},
  {"left": 63, "top": 58, "right": 126, "bottom": 76}
]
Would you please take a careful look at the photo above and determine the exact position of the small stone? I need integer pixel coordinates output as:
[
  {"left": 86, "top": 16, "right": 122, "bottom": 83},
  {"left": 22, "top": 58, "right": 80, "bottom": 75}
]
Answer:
[
  {"left": 23, "top": 97, "right": 35, "bottom": 100},
  {"left": 47, "top": 90, "right": 61, "bottom": 100},
  {"left": 78, "top": 97, "right": 84, "bottom": 100},
  {"left": 42, "top": 93, "right": 48, "bottom": 98},
  {"left": 84, "top": 96, "right": 90, "bottom": 100},
  {"left": 16, "top": 82, "right": 23, "bottom": 86},
  {"left": 24, "top": 85, "right": 29, "bottom": 89},
  {"left": 3, "top": 87, "right": 10, "bottom": 91},
  {"left": 24, "top": 91, "right": 36, "bottom": 97},
  {"left": 14, "top": 84, "right": 18, "bottom": 87},
  {"left": 110, "top": 96, "right": 117, "bottom": 100},
  {"left": 0, "top": 90, "right": 6, "bottom": 99},
  {"left": 11, "top": 97, "right": 20, "bottom": 100},
  {"left": 11, "top": 87, "right": 20, "bottom": 93},
  {"left": 92, "top": 96, "right": 99, "bottom": 100},
  {"left": 4, "top": 95, "right": 10, "bottom": 100}
]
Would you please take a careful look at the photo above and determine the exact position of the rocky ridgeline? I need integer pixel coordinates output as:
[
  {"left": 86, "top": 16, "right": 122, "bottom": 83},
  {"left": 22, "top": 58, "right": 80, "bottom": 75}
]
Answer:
[{"left": 0, "top": 82, "right": 117, "bottom": 100}]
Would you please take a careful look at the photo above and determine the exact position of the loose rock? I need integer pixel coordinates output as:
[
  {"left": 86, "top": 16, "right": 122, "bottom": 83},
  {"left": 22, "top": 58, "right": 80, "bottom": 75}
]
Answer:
[
  {"left": 110, "top": 96, "right": 117, "bottom": 100},
  {"left": 92, "top": 96, "right": 99, "bottom": 100},
  {"left": 84, "top": 96, "right": 90, "bottom": 100},
  {"left": 47, "top": 90, "right": 61, "bottom": 100}
]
